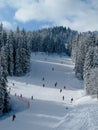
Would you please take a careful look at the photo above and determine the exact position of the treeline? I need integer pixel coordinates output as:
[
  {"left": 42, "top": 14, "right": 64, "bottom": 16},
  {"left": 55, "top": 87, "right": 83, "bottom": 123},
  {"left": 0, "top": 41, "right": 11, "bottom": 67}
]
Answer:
[
  {"left": 28, "top": 26, "right": 77, "bottom": 54},
  {"left": 69, "top": 32, "right": 98, "bottom": 95}
]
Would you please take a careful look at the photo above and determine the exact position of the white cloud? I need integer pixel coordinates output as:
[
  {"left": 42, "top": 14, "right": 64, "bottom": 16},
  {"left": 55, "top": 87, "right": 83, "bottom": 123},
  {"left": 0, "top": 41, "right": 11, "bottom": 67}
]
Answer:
[
  {"left": 0, "top": 21, "right": 12, "bottom": 29},
  {"left": 14, "top": 0, "right": 78, "bottom": 22},
  {"left": 14, "top": 3, "right": 45, "bottom": 22},
  {"left": 1, "top": 0, "right": 98, "bottom": 31}
]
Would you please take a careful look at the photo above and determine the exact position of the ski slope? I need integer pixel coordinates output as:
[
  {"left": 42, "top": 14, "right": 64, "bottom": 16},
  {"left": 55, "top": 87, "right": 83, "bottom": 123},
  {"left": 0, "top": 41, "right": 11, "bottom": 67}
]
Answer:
[{"left": 1, "top": 52, "right": 98, "bottom": 130}]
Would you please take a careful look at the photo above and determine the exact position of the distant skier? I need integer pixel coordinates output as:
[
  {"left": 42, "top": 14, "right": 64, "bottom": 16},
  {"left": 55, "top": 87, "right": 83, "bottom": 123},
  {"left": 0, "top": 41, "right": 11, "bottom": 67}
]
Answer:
[
  {"left": 13, "top": 83, "right": 14, "bottom": 86},
  {"left": 71, "top": 98, "right": 73, "bottom": 103},
  {"left": 62, "top": 96, "right": 64, "bottom": 100},
  {"left": 54, "top": 82, "right": 57, "bottom": 87},
  {"left": 64, "top": 86, "right": 66, "bottom": 89},
  {"left": 43, "top": 84, "right": 45, "bottom": 87},
  {"left": 60, "top": 89, "right": 62, "bottom": 93},
  {"left": 12, "top": 114, "right": 16, "bottom": 121}
]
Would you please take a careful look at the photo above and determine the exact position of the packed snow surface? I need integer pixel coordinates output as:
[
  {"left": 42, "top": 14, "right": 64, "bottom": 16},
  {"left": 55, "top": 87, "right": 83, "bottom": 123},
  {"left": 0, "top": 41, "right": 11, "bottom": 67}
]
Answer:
[{"left": 1, "top": 52, "right": 98, "bottom": 130}]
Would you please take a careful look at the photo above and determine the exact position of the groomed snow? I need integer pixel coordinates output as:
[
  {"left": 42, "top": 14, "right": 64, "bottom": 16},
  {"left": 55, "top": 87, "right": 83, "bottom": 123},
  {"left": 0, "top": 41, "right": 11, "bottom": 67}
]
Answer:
[{"left": 0, "top": 52, "right": 98, "bottom": 130}]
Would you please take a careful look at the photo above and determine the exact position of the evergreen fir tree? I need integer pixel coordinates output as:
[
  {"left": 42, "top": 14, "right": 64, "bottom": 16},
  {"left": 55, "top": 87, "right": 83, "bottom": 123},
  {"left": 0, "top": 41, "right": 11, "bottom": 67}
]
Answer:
[{"left": 0, "top": 46, "right": 10, "bottom": 114}]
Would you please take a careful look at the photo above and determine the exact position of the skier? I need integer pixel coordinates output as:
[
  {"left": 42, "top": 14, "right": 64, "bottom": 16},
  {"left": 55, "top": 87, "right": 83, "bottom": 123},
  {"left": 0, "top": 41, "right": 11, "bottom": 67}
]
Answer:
[
  {"left": 71, "top": 98, "right": 73, "bottom": 103},
  {"left": 64, "top": 86, "right": 66, "bottom": 89},
  {"left": 62, "top": 96, "right": 64, "bottom": 100},
  {"left": 55, "top": 82, "right": 57, "bottom": 87},
  {"left": 12, "top": 114, "right": 16, "bottom": 121},
  {"left": 60, "top": 89, "right": 62, "bottom": 93},
  {"left": 43, "top": 84, "right": 45, "bottom": 87}
]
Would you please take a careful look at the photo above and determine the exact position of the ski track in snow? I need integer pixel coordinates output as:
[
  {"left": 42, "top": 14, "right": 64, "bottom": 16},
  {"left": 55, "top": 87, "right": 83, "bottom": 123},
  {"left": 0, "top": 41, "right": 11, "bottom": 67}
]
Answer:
[{"left": 1, "top": 52, "right": 98, "bottom": 130}]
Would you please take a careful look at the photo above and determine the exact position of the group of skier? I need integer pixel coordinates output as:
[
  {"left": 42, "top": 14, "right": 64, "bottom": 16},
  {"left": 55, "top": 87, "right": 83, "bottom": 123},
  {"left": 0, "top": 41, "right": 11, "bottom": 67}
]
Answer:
[
  {"left": 42, "top": 76, "right": 73, "bottom": 103},
  {"left": 11, "top": 70, "right": 74, "bottom": 121}
]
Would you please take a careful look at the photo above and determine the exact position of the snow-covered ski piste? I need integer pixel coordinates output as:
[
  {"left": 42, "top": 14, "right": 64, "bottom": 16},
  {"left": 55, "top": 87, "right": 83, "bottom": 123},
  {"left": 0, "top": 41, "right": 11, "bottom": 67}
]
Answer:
[{"left": 1, "top": 52, "right": 98, "bottom": 130}]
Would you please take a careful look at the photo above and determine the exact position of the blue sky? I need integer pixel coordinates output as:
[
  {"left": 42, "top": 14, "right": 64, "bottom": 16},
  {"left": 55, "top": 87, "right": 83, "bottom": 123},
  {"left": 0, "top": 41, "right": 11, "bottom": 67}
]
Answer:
[{"left": 0, "top": 0, "right": 98, "bottom": 32}]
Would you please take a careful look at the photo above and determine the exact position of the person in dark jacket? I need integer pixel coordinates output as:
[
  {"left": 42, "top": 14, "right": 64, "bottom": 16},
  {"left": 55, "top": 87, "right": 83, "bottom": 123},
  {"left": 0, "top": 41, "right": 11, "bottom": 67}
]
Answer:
[
  {"left": 71, "top": 98, "right": 73, "bottom": 103},
  {"left": 62, "top": 96, "right": 64, "bottom": 100},
  {"left": 54, "top": 82, "right": 57, "bottom": 87},
  {"left": 60, "top": 89, "right": 62, "bottom": 93},
  {"left": 64, "top": 86, "right": 66, "bottom": 89},
  {"left": 43, "top": 84, "right": 45, "bottom": 87},
  {"left": 12, "top": 114, "right": 16, "bottom": 121}
]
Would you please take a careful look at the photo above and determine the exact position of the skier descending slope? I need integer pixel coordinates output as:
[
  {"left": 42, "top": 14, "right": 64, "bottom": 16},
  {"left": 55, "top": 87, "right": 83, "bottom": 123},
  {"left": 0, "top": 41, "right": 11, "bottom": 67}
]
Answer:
[{"left": 12, "top": 114, "right": 16, "bottom": 121}]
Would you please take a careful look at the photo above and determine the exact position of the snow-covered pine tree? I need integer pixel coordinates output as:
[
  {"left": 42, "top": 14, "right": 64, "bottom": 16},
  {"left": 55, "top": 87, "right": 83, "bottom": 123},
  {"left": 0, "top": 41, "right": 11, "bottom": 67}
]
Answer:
[
  {"left": 21, "top": 29, "right": 31, "bottom": 73},
  {"left": 0, "top": 23, "right": 3, "bottom": 48},
  {"left": 90, "top": 46, "right": 98, "bottom": 95},
  {"left": 65, "top": 28, "right": 72, "bottom": 56},
  {"left": 2, "top": 30, "right": 7, "bottom": 46},
  {"left": 84, "top": 68, "right": 98, "bottom": 95},
  {"left": 75, "top": 32, "right": 96, "bottom": 80},
  {"left": 83, "top": 33, "right": 97, "bottom": 94},
  {"left": 93, "top": 46, "right": 98, "bottom": 68},
  {"left": 71, "top": 32, "right": 79, "bottom": 62},
  {"left": 75, "top": 34, "right": 85, "bottom": 79},
  {"left": 14, "top": 27, "right": 23, "bottom": 76},
  {"left": 6, "top": 31, "right": 14, "bottom": 76},
  {"left": 84, "top": 45, "right": 98, "bottom": 95},
  {"left": 0, "top": 46, "right": 10, "bottom": 114},
  {"left": 84, "top": 46, "right": 94, "bottom": 94}
]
